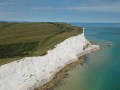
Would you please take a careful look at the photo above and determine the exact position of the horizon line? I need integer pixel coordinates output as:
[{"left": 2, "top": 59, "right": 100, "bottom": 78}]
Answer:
[{"left": 0, "top": 20, "right": 120, "bottom": 23}]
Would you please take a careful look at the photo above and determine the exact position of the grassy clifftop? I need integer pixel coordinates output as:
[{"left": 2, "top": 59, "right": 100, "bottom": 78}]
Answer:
[{"left": 0, "top": 22, "right": 83, "bottom": 65}]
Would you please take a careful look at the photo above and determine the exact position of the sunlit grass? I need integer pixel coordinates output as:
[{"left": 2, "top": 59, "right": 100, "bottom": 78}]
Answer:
[{"left": 0, "top": 22, "right": 83, "bottom": 65}]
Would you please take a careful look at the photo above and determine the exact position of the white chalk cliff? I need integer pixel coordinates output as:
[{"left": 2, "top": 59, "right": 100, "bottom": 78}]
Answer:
[{"left": 0, "top": 29, "right": 99, "bottom": 90}]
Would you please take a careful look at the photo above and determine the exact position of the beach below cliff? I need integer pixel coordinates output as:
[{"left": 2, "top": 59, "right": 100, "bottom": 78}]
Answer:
[{"left": 36, "top": 45, "right": 99, "bottom": 90}]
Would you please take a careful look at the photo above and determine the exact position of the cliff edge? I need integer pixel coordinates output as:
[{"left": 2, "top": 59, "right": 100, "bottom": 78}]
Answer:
[{"left": 0, "top": 28, "right": 100, "bottom": 90}]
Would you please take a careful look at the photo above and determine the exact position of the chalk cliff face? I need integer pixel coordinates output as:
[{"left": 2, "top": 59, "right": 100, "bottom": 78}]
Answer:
[{"left": 0, "top": 29, "right": 99, "bottom": 90}]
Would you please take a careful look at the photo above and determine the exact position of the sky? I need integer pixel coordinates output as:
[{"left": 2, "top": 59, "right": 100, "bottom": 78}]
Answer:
[{"left": 0, "top": 0, "right": 120, "bottom": 22}]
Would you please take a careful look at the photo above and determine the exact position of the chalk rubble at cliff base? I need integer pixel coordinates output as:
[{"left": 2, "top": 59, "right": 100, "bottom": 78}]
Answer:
[{"left": 0, "top": 29, "right": 100, "bottom": 90}]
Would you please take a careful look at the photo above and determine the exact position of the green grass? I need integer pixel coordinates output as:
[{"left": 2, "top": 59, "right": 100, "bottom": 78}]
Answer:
[
  {"left": 0, "top": 22, "right": 83, "bottom": 65},
  {"left": 0, "top": 42, "right": 39, "bottom": 58}
]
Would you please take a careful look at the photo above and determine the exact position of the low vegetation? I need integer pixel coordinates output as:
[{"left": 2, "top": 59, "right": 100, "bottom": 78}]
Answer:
[
  {"left": 0, "top": 42, "right": 39, "bottom": 58},
  {"left": 0, "top": 22, "right": 83, "bottom": 65}
]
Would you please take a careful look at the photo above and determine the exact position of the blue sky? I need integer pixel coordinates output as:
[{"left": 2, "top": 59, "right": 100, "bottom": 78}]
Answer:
[{"left": 0, "top": 0, "right": 120, "bottom": 22}]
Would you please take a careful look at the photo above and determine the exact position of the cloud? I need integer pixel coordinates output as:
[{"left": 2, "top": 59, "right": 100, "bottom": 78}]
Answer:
[
  {"left": 68, "top": 1, "right": 120, "bottom": 12},
  {"left": 0, "top": 2, "right": 13, "bottom": 6},
  {"left": 32, "top": 7, "right": 53, "bottom": 10},
  {"left": 32, "top": 2, "right": 120, "bottom": 12},
  {"left": 31, "top": 0, "right": 120, "bottom": 12},
  {"left": 0, "top": 1, "right": 15, "bottom": 9},
  {"left": 67, "top": 4, "right": 120, "bottom": 12},
  {"left": 0, "top": 0, "right": 17, "bottom": 3},
  {"left": 32, "top": 7, "right": 66, "bottom": 10},
  {"left": 64, "top": 0, "right": 71, "bottom": 3}
]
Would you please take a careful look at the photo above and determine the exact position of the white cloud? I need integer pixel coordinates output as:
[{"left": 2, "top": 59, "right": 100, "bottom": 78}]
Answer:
[
  {"left": 32, "top": 7, "right": 66, "bottom": 10},
  {"left": 64, "top": 0, "right": 71, "bottom": 3},
  {"left": 0, "top": 1, "right": 15, "bottom": 9},
  {"left": 32, "top": 7, "right": 53, "bottom": 10},
  {"left": 67, "top": 5, "right": 120, "bottom": 12},
  {"left": 32, "top": 3, "right": 120, "bottom": 12}
]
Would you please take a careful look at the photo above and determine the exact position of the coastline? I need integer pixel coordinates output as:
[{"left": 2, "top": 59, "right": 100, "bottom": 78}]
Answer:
[
  {"left": 35, "top": 45, "right": 100, "bottom": 90},
  {"left": 36, "top": 57, "right": 84, "bottom": 90},
  {"left": 0, "top": 29, "right": 100, "bottom": 90}
]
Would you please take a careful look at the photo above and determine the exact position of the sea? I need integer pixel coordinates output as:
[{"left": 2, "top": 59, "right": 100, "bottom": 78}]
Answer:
[{"left": 54, "top": 23, "right": 120, "bottom": 90}]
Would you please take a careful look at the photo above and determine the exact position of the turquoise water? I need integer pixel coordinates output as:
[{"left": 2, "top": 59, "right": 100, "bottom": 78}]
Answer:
[{"left": 54, "top": 23, "right": 120, "bottom": 90}]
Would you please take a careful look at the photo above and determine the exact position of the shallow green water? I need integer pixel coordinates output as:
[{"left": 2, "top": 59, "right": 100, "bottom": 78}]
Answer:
[{"left": 54, "top": 23, "right": 120, "bottom": 90}]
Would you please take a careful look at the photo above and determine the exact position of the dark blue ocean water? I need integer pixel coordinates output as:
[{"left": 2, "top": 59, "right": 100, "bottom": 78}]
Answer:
[{"left": 55, "top": 23, "right": 120, "bottom": 90}]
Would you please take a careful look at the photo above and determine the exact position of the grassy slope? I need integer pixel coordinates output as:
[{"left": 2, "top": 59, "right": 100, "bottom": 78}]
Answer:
[{"left": 0, "top": 22, "right": 83, "bottom": 65}]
